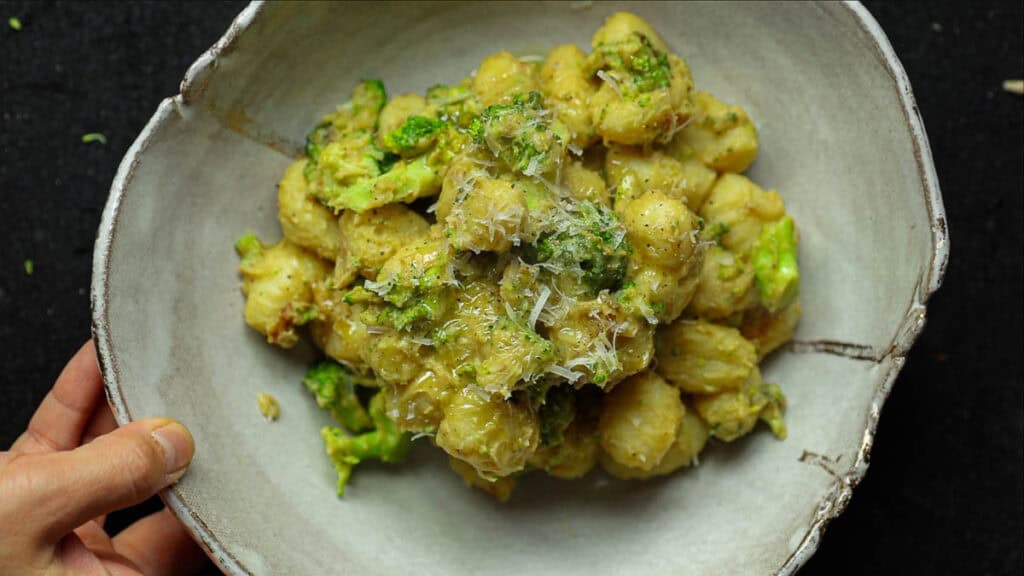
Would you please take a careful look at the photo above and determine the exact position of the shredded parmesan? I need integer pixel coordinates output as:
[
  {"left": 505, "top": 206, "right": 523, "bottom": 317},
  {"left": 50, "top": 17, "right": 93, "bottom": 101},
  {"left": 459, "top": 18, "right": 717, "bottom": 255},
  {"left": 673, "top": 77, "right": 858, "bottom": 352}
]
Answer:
[
  {"left": 548, "top": 364, "right": 583, "bottom": 382},
  {"left": 596, "top": 70, "right": 622, "bottom": 97},
  {"left": 363, "top": 278, "right": 392, "bottom": 297},
  {"left": 527, "top": 285, "right": 551, "bottom": 330}
]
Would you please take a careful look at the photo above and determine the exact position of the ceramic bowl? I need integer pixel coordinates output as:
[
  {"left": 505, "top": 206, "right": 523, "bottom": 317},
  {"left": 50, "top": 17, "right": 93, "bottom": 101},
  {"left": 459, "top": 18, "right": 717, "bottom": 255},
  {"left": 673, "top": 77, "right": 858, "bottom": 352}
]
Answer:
[{"left": 91, "top": 2, "right": 948, "bottom": 574}]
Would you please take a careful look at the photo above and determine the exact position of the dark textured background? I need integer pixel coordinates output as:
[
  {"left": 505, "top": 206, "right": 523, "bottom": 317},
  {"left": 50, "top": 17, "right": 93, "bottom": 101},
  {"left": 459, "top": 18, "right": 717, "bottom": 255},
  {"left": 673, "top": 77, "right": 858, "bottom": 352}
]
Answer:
[{"left": 1, "top": 2, "right": 1021, "bottom": 574}]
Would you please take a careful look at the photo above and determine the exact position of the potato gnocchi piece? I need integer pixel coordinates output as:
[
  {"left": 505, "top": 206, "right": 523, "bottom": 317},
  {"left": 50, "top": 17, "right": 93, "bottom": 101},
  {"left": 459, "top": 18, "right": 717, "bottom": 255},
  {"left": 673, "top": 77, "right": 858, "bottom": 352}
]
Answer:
[
  {"left": 443, "top": 177, "right": 528, "bottom": 253},
  {"left": 592, "top": 12, "right": 670, "bottom": 53},
  {"left": 669, "top": 91, "right": 759, "bottom": 174},
  {"left": 277, "top": 159, "right": 341, "bottom": 261},
  {"left": 530, "top": 432, "right": 599, "bottom": 479},
  {"left": 236, "top": 235, "right": 330, "bottom": 348},
  {"left": 693, "top": 367, "right": 787, "bottom": 442},
  {"left": 383, "top": 369, "right": 451, "bottom": 434},
  {"left": 473, "top": 51, "right": 541, "bottom": 106},
  {"left": 601, "top": 403, "right": 707, "bottom": 479},
  {"left": 335, "top": 204, "right": 431, "bottom": 283},
  {"left": 435, "top": 281, "right": 553, "bottom": 399},
  {"left": 655, "top": 319, "right": 757, "bottom": 394},
  {"left": 606, "top": 146, "right": 716, "bottom": 212},
  {"left": 599, "top": 371, "right": 684, "bottom": 471},
  {"left": 540, "top": 44, "right": 598, "bottom": 149},
  {"left": 620, "top": 191, "right": 701, "bottom": 270},
  {"left": 548, "top": 294, "right": 655, "bottom": 389},
  {"left": 587, "top": 13, "right": 695, "bottom": 146},
  {"left": 362, "top": 332, "right": 434, "bottom": 386},
  {"left": 309, "top": 281, "right": 372, "bottom": 367},
  {"left": 436, "top": 386, "right": 540, "bottom": 479},
  {"left": 560, "top": 160, "right": 610, "bottom": 206},
  {"left": 700, "top": 173, "right": 786, "bottom": 256},
  {"left": 448, "top": 457, "right": 518, "bottom": 502},
  {"left": 619, "top": 191, "right": 706, "bottom": 322},
  {"left": 688, "top": 245, "right": 758, "bottom": 320},
  {"left": 741, "top": 300, "right": 803, "bottom": 359}
]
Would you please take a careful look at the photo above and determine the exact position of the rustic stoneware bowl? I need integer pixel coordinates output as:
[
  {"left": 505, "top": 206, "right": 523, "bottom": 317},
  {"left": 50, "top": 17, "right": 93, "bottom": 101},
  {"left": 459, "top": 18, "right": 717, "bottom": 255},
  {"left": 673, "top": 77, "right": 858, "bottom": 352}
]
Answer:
[{"left": 91, "top": 2, "right": 948, "bottom": 574}]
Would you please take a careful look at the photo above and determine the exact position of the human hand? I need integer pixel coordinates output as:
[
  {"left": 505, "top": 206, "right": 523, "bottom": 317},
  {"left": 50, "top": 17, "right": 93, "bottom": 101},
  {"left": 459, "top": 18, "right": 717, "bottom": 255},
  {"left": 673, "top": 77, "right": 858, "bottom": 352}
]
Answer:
[{"left": 0, "top": 341, "right": 209, "bottom": 575}]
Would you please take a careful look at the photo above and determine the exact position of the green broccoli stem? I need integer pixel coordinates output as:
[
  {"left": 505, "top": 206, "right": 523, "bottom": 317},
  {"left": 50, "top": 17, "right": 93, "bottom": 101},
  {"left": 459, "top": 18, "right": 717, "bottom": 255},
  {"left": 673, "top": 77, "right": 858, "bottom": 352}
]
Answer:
[
  {"left": 303, "top": 361, "right": 373, "bottom": 432},
  {"left": 322, "top": 155, "right": 441, "bottom": 212},
  {"left": 752, "top": 216, "right": 800, "bottom": 313},
  {"left": 234, "top": 232, "right": 264, "bottom": 263},
  {"left": 321, "top": 392, "right": 412, "bottom": 496}
]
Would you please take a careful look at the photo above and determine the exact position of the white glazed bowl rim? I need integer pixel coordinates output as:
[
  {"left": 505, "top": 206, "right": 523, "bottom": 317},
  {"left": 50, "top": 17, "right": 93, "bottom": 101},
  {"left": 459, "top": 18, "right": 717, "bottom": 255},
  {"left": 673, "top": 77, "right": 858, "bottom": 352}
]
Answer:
[{"left": 90, "top": 2, "right": 949, "bottom": 574}]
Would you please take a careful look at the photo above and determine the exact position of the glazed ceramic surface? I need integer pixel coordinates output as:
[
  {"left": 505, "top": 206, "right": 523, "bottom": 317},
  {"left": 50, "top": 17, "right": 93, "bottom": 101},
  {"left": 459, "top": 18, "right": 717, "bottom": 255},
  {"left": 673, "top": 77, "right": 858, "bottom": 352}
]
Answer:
[{"left": 91, "top": 2, "right": 947, "bottom": 575}]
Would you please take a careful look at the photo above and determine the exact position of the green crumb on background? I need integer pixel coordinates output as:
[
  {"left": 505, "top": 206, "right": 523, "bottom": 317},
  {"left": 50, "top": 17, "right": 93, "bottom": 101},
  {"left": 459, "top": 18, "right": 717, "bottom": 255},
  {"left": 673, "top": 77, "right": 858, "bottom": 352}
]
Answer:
[
  {"left": 257, "top": 392, "right": 281, "bottom": 421},
  {"left": 23, "top": 259, "right": 33, "bottom": 275},
  {"left": 82, "top": 132, "right": 108, "bottom": 144},
  {"left": 8, "top": 17, "right": 22, "bottom": 31}
]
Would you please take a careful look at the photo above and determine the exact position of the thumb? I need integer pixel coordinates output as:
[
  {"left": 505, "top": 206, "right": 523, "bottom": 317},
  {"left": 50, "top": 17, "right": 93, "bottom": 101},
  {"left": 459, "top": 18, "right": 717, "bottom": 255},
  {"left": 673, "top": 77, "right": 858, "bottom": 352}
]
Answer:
[{"left": 19, "top": 418, "right": 194, "bottom": 543}]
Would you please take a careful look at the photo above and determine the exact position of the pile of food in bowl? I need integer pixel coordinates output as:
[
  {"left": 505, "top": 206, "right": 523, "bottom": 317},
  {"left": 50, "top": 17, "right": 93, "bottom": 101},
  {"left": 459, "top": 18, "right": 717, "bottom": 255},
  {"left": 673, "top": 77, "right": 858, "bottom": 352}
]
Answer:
[{"left": 234, "top": 11, "right": 801, "bottom": 501}]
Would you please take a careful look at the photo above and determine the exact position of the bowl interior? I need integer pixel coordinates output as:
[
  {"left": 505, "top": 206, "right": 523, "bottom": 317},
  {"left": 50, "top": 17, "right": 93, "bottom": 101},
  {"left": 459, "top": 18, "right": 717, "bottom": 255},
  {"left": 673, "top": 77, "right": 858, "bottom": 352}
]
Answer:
[{"left": 94, "top": 2, "right": 942, "bottom": 575}]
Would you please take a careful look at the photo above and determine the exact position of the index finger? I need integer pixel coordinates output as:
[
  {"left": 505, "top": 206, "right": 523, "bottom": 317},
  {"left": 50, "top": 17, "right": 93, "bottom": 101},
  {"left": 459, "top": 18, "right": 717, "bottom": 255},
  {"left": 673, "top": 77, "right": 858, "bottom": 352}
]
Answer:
[{"left": 10, "top": 340, "right": 105, "bottom": 454}]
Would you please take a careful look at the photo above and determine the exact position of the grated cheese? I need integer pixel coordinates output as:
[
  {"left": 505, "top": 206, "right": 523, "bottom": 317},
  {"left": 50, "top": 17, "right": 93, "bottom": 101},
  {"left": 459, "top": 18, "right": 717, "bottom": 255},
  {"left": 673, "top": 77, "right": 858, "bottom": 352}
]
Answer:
[{"left": 521, "top": 283, "right": 548, "bottom": 327}]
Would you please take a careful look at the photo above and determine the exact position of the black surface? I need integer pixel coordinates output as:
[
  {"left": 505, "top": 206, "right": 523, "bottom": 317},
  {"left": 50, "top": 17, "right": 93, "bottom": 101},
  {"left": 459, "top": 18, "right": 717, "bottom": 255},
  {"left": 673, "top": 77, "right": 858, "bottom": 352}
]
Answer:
[{"left": 0, "top": 2, "right": 1020, "bottom": 574}]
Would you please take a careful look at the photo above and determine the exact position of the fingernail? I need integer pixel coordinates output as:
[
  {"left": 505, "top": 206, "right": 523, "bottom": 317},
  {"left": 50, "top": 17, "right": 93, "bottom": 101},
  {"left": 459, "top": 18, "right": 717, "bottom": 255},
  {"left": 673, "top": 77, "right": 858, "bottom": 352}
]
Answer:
[{"left": 151, "top": 422, "right": 195, "bottom": 479}]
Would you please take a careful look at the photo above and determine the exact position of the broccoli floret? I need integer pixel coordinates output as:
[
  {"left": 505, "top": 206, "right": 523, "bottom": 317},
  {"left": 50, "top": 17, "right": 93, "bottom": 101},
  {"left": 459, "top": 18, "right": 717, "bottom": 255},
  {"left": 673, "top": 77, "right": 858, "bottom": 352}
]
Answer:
[
  {"left": 305, "top": 122, "right": 331, "bottom": 162},
  {"left": 538, "top": 385, "right": 576, "bottom": 448},
  {"left": 382, "top": 115, "right": 445, "bottom": 157},
  {"left": 529, "top": 201, "right": 631, "bottom": 293},
  {"left": 303, "top": 361, "right": 373, "bottom": 432},
  {"left": 304, "top": 131, "right": 386, "bottom": 210},
  {"left": 305, "top": 79, "right": 387, "bottom": 161},
  {"left": 234, "top": 232, "right": 264, "bottom": 265},
  {"left": 322, "top": 391, "right": 412, "bottom": 495},
  {"left": 625, "top": 41, "right": 671, "bottom": 93},
  {"left": 592, "top": 33, "right": 671, "bottom": 99},
  {"left": 373, "top": 292, "right": 447, "bottom": 331},
  {"left": 348, "top": 79, "right": 388, "bottom": 126},
  {"left": 469, "top": 91, "right": 569, "bottom": 177},
  {"left": 752, "top": 216, "right": 800, "bottom": 313},
  {"left": 321, "top": 155, "right": 442, "bottom": 212}
]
